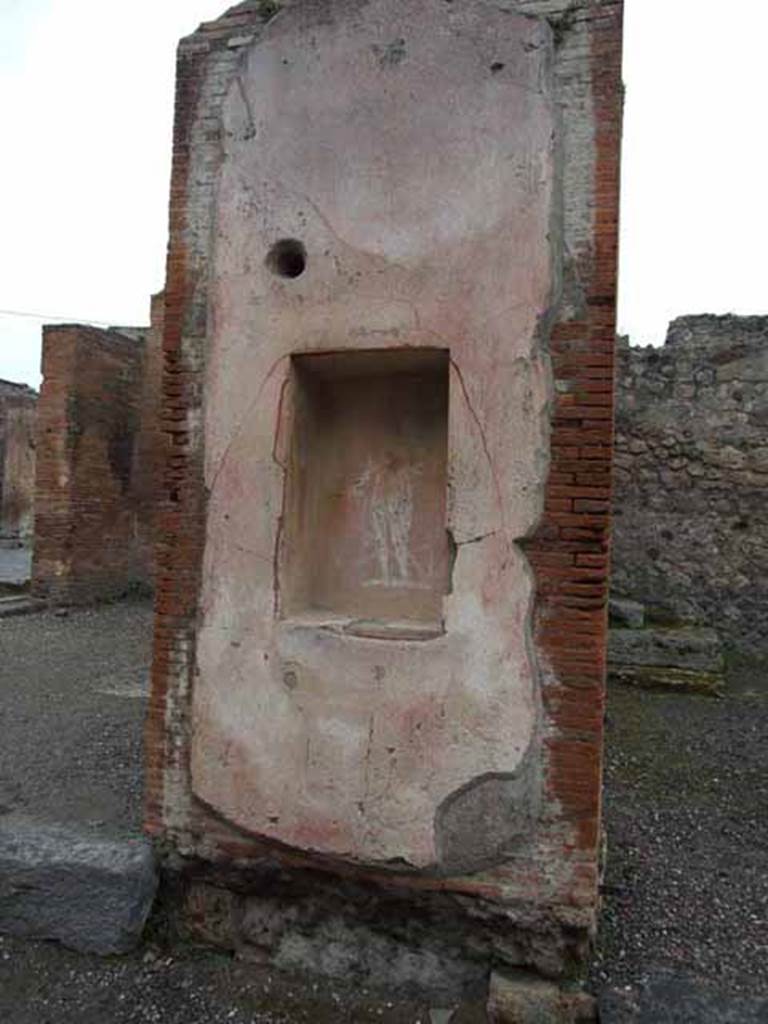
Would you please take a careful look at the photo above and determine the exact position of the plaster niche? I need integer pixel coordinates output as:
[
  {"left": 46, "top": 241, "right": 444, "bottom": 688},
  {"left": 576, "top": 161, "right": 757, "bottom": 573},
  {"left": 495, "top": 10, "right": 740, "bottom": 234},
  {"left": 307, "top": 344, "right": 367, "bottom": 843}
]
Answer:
[
  {"left": 281, "top": 347, "right": 450, "bottom": 634},
  {"left": 192, "top": 0, "right": 556, "bottom": 870}
]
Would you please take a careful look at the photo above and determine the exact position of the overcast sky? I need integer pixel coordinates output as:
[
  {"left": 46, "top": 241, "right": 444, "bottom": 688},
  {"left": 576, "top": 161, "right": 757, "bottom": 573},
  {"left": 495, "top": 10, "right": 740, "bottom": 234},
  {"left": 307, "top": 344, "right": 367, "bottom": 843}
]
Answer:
[{"left": 1, "top": 0, "right": 766, "bottom": 389}]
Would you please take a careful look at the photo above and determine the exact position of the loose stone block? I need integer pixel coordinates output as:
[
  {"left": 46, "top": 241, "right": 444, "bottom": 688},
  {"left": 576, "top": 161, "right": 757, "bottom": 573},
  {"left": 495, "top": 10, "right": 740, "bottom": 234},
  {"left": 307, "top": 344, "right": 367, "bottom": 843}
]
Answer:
[
  {"left": 0, "top": 822, "right": 157, "bottom": 954},
  {"left": 609, "top": 597, "right": 645, "bottom": 630}
]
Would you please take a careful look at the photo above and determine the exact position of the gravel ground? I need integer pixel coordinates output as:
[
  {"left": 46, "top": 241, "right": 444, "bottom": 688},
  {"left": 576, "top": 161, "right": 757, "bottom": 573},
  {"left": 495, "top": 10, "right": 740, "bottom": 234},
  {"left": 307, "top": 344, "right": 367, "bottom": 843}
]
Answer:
[
  {"left": 1, "top": 599, "right": 767, "bottom": 1019},
  {"left": 591, "top": 681, "right": 768, "bottom": 1000},
  {"left": 0, "top": 599, "right": 152, "bottom": 834},
  {"left": 0, "top": 936, "right": 486, "bottom": 1024}
]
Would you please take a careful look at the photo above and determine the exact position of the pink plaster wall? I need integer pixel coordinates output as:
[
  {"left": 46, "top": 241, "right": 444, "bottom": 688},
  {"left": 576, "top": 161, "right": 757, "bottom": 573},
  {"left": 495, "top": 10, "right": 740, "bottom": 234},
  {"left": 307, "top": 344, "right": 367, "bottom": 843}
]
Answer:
[{"left": 192, "top": 0, "right": 556, "bottom": 869}]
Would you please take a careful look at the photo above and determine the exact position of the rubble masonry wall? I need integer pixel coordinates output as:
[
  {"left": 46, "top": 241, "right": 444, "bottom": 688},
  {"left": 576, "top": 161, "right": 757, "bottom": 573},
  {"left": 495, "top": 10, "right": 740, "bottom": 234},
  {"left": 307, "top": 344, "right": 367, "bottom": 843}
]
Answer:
[{"left": 613, "top": 315, "right": 768, "bottom": 657}]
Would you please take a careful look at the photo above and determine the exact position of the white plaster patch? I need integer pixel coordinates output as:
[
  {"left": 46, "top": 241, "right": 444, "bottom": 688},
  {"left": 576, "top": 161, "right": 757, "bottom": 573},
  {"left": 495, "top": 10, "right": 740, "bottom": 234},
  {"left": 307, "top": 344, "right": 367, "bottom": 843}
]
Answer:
[{"left": 191, "top": 0, "right": 556, "bottom": 868}]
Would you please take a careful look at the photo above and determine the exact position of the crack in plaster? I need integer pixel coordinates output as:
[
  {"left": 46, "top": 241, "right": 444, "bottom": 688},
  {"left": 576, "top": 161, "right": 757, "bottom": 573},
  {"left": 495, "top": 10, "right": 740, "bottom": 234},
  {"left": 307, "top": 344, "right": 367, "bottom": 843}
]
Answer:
[
  {"left": 362, "top": 714, "right": 376, "bottom": 811},
  {"left": 233, "top": 544, "right": 272, "bottom": 563},
  {"left": 234, "top": 74, "right": 257, "bottom": 140},
  {"left": 455, "top": 531, "right": 497, "bottom": 546},
  {"left": 208, "top": 352, "right": 291, "bottom": 497}
]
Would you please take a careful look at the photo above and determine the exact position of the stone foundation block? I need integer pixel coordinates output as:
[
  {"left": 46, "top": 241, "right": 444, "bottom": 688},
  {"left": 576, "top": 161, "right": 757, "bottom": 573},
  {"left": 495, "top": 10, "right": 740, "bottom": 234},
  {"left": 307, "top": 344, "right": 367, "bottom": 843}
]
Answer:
[{"left": 487, "top": 971, "right": 595, "bottom": 1024}]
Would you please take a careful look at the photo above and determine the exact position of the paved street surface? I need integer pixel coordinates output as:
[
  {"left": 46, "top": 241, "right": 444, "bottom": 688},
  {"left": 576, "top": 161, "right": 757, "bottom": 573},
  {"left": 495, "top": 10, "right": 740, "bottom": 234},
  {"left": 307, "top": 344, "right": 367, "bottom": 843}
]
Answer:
[{"left": 1, "top": 599, "right": 767, "bottom": 1021}]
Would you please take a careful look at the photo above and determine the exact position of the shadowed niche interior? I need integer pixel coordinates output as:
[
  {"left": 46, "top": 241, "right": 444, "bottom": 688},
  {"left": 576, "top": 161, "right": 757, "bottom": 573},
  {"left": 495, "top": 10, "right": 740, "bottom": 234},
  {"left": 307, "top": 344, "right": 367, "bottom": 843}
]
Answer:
[{"left": 281, "top": 348, "right": 450, "bottom": 634}]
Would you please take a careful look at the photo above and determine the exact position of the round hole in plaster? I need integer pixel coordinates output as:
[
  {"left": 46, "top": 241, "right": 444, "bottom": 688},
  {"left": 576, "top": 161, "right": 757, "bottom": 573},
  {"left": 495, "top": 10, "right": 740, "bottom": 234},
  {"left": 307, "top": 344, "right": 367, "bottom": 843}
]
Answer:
[{"left": 266, "top": 238, "right": 307, "bottom": 279}]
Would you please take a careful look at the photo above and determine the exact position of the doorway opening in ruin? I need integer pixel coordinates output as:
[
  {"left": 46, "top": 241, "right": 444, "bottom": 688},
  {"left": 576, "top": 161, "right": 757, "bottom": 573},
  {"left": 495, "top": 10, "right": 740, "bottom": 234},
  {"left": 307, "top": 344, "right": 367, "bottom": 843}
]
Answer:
[{"left": 281, "top": 348, "right": 450, "bottom": 634}]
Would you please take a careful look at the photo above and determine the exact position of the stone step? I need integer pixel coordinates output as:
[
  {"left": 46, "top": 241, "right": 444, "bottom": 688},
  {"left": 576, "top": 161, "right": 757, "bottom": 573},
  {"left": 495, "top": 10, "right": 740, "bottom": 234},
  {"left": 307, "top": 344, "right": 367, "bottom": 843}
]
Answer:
[
  {"left": 0, "top": 819, "right": 157, "bottom": 955},
  {"left": 0, "top": 596, "right": 44, "bottom": 619},
  {"left": 608, "top": 627, "right": 725, "bottom": 695}
]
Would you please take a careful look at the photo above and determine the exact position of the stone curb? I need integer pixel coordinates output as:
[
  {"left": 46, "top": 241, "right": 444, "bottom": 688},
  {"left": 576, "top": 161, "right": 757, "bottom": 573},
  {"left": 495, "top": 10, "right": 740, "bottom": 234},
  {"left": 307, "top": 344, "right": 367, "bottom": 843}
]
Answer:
[
  {"left": 0, "top": 597, "right": 45, "bottom": 619},
  {"left": 608, "top": 627, "right": 724, "bottom": 673},
  {"left": 608, "top": 627, "right": 726, "bottom": 695},
  {"left": 0, "top": 820, "right": 158, "bottom": 955}
]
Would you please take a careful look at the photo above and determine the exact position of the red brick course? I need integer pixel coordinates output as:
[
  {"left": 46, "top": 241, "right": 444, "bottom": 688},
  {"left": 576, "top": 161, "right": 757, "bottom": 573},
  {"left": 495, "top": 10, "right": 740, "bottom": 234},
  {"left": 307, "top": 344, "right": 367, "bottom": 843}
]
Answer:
[{"left": 130, "top": 292, "right": 165, "bottom": 584}]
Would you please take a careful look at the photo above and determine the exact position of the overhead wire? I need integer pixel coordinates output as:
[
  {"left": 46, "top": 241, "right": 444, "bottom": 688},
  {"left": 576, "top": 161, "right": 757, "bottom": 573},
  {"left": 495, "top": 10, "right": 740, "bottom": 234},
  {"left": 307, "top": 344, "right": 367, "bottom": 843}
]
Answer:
[{"left": 0, "top": 308, "right": 112, "bottom": 327}]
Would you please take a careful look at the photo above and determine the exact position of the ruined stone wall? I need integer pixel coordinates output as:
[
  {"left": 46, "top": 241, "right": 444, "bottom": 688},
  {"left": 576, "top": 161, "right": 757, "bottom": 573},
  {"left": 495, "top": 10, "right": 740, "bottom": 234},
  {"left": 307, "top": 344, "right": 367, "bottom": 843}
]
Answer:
[
  {"left": 612, "top": 315, "right": 768, "bottom": 656},
  {"left": 145, "top": 0, "right": 623, "bottom": 992},
  {"left": 0, "top": 380, "right": 37, "bottom": 543},
  {"left": 32, "top": 324, "right": 150, "bottom": 603}
]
